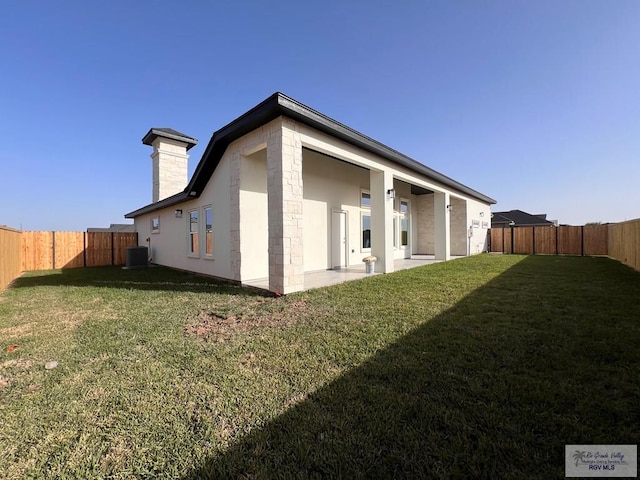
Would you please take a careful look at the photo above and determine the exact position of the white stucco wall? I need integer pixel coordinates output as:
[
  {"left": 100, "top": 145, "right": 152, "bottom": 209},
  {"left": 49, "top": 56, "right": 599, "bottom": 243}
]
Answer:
[
  {"left": 450, "top": 196, "right": 468, "bottom": 256},
  {"left": 466, "top": 198, "right": 491, "bottom": 254},
  {"left": 302, "top": 149, "right": 369, "bottom": 271},
  {"left": 134, "top": 155, "right": 232, "bottom": 279},
  {"left": 239, "top": 151, "right": 268, "bottom": 280}
]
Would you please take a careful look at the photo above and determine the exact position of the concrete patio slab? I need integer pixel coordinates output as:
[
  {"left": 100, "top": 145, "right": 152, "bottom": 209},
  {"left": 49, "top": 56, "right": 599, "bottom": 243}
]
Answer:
[{"left": 243, "top": 255, "right": 463, "bottom": 292}]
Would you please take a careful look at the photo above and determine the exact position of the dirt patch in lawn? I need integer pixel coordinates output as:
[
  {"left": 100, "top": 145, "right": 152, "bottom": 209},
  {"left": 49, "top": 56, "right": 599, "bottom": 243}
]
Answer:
[
  {"left": 0, "top": 322, "right": 37, "bottom": 340},
  {"left": 0, "top": 359, "right": 34, "bottom": 370},
  {"left": 185, "top": 299, "right": 308, "bottom": 343}
]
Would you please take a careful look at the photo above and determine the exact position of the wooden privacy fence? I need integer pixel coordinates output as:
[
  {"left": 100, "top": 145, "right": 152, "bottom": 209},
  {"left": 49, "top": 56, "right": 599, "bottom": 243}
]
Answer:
[
  {"left": 0, "top": 226, "right": 22, "bottom": 291},
  {"left": 490, "top": 225, "right": 609, "bottom": 256},
  {"left": 21, "top": 231, "right": 138, "bottom": 271},
  {"left": 608, "top": 219, "right": 640, "bottom": 271}
]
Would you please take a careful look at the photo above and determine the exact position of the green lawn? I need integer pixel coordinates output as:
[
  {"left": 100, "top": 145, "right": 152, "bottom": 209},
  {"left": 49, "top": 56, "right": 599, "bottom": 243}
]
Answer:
[{"left": 0, "top": 255, "right": 638, "bottom": 479}]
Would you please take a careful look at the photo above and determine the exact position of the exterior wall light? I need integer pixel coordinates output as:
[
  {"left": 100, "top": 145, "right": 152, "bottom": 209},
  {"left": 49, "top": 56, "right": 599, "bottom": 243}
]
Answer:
[
  {"left": 175, "top": 209, "right": 183, "bottom": 218},
  {"left": 387, "top": 189, "right": 396, "bottom": 199},
  {"left": 479, "top": 211, "right": 485, "bottom": 217},
  {"left": 446, "top": 204, "right": 452, "bottom": 211}
]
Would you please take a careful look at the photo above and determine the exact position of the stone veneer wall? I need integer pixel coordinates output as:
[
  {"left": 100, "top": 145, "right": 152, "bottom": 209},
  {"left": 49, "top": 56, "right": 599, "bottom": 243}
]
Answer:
[
  {"left": 267, "top": 119, "right": 304, "bottom": 294},
  {"left": 229, "top": 146, "right": 242, "bottom": 281},
  {"left": 450, "top": 196, "right": 468, "bottom": 256},
  {"left": 151, "top": 138, "right": 189, "bottom": 203},
  {"left": 416, "top": 193, "right": 435, "bottom": 254}
]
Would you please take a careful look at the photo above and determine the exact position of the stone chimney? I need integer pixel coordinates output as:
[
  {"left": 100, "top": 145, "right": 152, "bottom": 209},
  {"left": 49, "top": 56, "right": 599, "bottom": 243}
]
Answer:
[{"left": 142, "top": 128, "right": 198, "bottom": 203}]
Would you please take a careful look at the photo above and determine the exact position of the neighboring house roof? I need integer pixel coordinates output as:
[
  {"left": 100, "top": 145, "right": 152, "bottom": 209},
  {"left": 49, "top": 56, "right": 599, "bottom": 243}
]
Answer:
[
  {"left": 87, "top": 223, "right": 135, "bottom": 233},
  {"left": 491, "top": 210, "right": 555, "bottom": 227},
  {"left": 126, "top": 92, "right": 496, "bottom": 218}
]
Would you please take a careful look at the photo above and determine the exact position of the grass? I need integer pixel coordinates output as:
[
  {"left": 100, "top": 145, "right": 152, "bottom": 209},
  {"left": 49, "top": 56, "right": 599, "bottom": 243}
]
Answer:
[{"left": 0, "top": 254, "right": 639, "bottom": 479}]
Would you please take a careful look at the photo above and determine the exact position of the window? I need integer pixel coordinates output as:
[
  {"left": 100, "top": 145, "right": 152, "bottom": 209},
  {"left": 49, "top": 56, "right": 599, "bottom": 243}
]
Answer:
[
  {"left": 400, "top": 200, "right": 409, "bottom": 247},
  {"left": 204, "top": 206, "right": 213, "bottom": 256},
  {"left": 362, "top": 213, "right": 371, "bottom": 249},
  {"left": 472, "top": 219, "right": 480, "bottom": 228},
  {"left": 401, "top": 217, "right": 409, "bottom": 246},
  {"left": 188, "top": 210, "right": 199, "bottom": 256},
  {"left": 361, "top": 190, "right": 371, "bottom": 208},
  {"left": 151, "top": 217, "right": 160, "bottom": 233},
  {"left": 482, "top": 221, "right": 489, "bottom": 229},
  {"left": 361, "top": 189, "right": 371, "bottom": 250},
  {"left": 393, "top": 216, "right": 398, "bottom": 248}
]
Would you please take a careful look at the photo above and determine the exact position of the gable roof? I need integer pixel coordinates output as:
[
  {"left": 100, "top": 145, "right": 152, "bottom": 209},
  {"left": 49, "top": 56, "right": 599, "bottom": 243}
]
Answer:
[
  {"left": 491, "top": 210, "right": 555, "bottom": 227},
  {"left": 126, "top": 93, "right": 496, "bottom": 218}
]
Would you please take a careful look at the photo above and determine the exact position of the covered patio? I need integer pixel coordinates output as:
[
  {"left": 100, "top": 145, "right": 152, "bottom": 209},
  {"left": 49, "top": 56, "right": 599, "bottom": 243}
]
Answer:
[{"left": 243, "top": 255, "right": 464, "bottom": 292}]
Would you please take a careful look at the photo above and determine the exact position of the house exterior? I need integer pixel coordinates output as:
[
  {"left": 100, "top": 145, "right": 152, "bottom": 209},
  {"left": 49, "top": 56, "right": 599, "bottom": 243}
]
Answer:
[
  {"left": 491, "top": 210, "right": 556, "bottom": 228},
  {"left": 125, "top": 93, "right": 496, "bottom": 294}
]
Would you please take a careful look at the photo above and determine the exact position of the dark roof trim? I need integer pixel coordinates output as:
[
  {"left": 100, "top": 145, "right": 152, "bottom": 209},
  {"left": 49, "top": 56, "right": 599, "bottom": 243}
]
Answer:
[
  {"left": 126, "top": 93, "right": 495, "bottom": 218},
  {"left": 142, "top": 128, "right": 198, "bottom": 150}
]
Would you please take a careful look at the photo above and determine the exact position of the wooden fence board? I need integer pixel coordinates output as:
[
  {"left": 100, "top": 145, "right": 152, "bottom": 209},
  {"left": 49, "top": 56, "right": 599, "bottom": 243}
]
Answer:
[
  {"left": 114, "top": 233, "right": 138, "bottom": 265},
  {"left": 489, "top": 224, "right": 614, "bottom": 257},
  {"left": 87, "top": 232, "right": 113, "bottom": 267},
  {"left": 608, "top": 219, "right": 640, "bottom": 271},
  {"left": 503, "top": 228, "right": 513, "bottom": 254},
  {"left": 22, "top": 231, "right": 53, "bottom": 271},
  {"left": 558, "top": 226, "right": 582, "bottom": 255},
  {"left": 513, "top": 226, "right": 534, "bottom": 254},
  {"left": 490, "top": 228, "right": 503, "bottom": 253},
  {"left": 534, "top": 226, "right": 556, "bottom": 254},
  {"left": 0, "top": 226, "right": 22, "bottom": 291},
  {"left": 583, "top": 225, "right": 608, "bottom": 256},
  {"left": 54, "top": 231, "right": 85, "bottom": 268},
  {"left": 17, "top": 231, "right": 137, "bottom": 271}
]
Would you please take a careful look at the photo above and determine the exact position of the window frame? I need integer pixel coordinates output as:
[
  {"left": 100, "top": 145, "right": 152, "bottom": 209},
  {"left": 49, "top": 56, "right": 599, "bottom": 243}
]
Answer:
[
  {"left": 187, "top": 209, "right": 199, "bottom": 257},
  {"left": 399, "top": 198, "right": 410, "bottom": 248},
  {"left": 361, "top": 211, "right": 372, "bottom": 252},
  {"left": 360, "top": 189, "right": 371, "bottom": 209},
  {"left": 151, "top": 216, "right": 160, "bottom": 234},
  {"left": 203, "top": 205, "right": 213, "bottom": 259}
]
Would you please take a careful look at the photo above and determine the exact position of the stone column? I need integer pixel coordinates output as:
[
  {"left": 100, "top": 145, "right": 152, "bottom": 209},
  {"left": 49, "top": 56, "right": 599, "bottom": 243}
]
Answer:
[
  {"left": 229, "top": 148, "right": 241, "bottom": 281},
  {"left": 370, "top": 169, "right": 394, "bottom": 273},
  {"left": 434, "top": 191, "right": 451, "bottom": 261},
  {"left": 266, "top": 119, "right": 304, "bottom": 294}
]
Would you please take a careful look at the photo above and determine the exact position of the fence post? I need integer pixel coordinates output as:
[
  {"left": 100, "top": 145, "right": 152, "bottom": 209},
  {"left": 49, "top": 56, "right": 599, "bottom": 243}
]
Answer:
[
  {"left": 502, "top": 228, "right": 505, "bottom": 253},
  {"left": 52, "top": 231, "right": 56, "bottom": 269},
  {"left": 510, "top": 226, "right": 515, "bottom": 254},
  {"left": 581, "top": 225, "right": 585, "bottom": 256},
  {"left": 83, "top": 232, "right": 87, "bottom": 267},
  {"left": 555, "top": 226, "right": 559, "bottom": 256},
  {"left": 111, "top": 232, "right": 115, "bottom": 266}
]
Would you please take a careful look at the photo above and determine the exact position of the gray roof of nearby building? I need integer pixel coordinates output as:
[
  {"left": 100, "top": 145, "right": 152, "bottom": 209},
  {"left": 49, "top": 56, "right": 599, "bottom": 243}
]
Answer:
[
  {"left": 142, "top": 128, "right": 198, "bottom": 150},
  {"left": 491, "top": 210, "right": 554, "bottom": 227},
  {"left": 126, "top": 93, "right": 496, "bottom": 218},
  {"left": 87, "top": 223, "right": 135, "bottom": 233}
]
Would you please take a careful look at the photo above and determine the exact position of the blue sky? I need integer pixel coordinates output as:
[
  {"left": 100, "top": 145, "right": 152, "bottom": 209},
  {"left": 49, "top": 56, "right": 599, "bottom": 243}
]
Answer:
[{"left": 1, "top": 1, "right": 638, "bottom": 230}]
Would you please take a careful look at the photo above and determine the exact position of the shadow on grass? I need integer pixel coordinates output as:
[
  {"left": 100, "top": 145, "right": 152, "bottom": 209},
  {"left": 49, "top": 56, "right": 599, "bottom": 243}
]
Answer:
[
  {"left": 186, "top": 256, "right": 640, "bottom": 479},
  {"left": 10, "top": 265, "right": 269, "bottom": 297}
]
